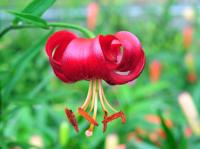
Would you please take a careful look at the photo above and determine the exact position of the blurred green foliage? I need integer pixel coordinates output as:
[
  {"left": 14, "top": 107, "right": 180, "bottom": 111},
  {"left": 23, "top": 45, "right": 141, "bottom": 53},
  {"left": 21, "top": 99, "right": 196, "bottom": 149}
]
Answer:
[{"left": 0, "top": 0, "right": 200, "bottom": 149}]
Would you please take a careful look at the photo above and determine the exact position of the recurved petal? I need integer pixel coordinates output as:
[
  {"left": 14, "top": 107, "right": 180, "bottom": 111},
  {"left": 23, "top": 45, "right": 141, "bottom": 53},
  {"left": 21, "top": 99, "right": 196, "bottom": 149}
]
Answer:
[
  {"left": 106, "top": 49, "right": 145, "bottom": 85},
  {"left": 99, "top": 35, "right": 122, "bottom": 70},
  {"left": 99, "top": 35, "right": 121, "bottom": 63},
  {"left": 99, "top": 31, "right": 145, "bottom": 85},
  {"left": 114, "top": 31, "right": 143, "bottom": 72},
  {"left": 45, "top": 30, "right": 77, "bottom": 82}
]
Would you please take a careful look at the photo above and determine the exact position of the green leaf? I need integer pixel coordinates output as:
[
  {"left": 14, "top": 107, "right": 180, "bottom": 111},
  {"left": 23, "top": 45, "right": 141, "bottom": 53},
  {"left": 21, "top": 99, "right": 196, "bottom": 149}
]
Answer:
[
  {"left": 127, "top": 140, "right": 159, "bottom": 149},
  {"left": 6, "top": 141, "right": 41, "bottom": 149},
  {"left": 131, "top": 81, "right": 170, "bottom": 99},
  {"left": 27, "top": 73, "right": 53, "bottom": 98},
  {"left": 59, "top": 122, "right": 69, "bottom": 146},
  {"left": 2, "top": 30, "right": 53, "bottom": 100},
  {"left": 9, "top": 11, "right": 48, "bottom": 28},
  {"left": 158, "top": 111, "right": 177, "bottom": 149},
  {"left": 175, "top": 125, "right": 188, "bottom": 149},
  {"left": 179, "top": 129, "right": 188, "bottom": 149},
  {"left": 13, "top": 0, "right": 55, "bottom": 24}
]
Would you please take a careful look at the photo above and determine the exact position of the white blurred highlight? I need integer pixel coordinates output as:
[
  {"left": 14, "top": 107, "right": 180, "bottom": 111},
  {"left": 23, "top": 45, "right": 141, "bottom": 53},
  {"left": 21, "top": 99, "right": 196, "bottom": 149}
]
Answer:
[
  {"left": 29, "top": 135, "right": 43, "bottom": 149},
  {"left": 105, "top": 134, "right": 119, "bottom": 149},
  {"left": 85, "top": 130, "right": 93, "bottom": 137},
  {"left": 183, "top": 6, "right": 195, "bottom": 21},
  {"left": 178, "top": 92, "right": 200, "bottom": 136}
]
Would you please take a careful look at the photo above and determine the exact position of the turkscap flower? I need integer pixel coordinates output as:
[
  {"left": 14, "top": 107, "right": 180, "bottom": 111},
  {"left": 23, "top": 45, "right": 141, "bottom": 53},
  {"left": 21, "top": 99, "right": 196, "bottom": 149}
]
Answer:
[{"left": 45, "top": 30, "right": 145, "bottom": 136}]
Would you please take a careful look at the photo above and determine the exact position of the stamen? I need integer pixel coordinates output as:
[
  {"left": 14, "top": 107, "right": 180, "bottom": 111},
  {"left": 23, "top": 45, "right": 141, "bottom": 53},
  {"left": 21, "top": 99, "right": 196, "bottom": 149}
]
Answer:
[
  {"left": 89, "top": 80, "right": 97, "bottom": 112},
  {"left": 102, "top": 92, "right": 118, "bottom": 113},
  {"left": 65, "top": 79, "right": 126, "bottom": 134},
  {"left": 85, "top": 85, "right": 98, "bottom": 136},
  {"left": 103, "top": 112, "right": 108, "bottom": 132},
  {"left": 98, "top": 79, "right": 109, "bottom": 113},
  {"left": 93, "top": 89, "right": 98, "bottom": 121},
  {"left": 81, "top": 80, "right": 93, "bottom": 110},
  {"left": 103, "top": 111, "right": 126, "bottom": 124},
  {"left": 78, "top": 108, "right": 98, "bottom": 126},
  {"left": 99, "top": 80, "right": 118, "bottom": 112},
  {"left": 102, "top": 111, "right": 126, "bottom": 132},
  {"left": 89, "top": 94, "right": 95, "bottom": 112},
  {"left": 64, "top": 108, "right": 79, "bottom": 132}
]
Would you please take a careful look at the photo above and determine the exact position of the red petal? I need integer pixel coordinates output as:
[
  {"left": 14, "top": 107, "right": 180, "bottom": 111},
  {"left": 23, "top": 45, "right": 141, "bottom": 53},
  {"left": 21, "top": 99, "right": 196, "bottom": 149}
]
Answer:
[
  {"left": 99, "top": 35, "right": 121, "bottom": 63},
  {"left": 115, "top": 31, "right": 142, "bottom": 71},
  {"left": 107, "top": 49, "right": 145, "bottom": 85},
  {"left": 99, "top": 31, "right": 146, "bottom": 85},
  {"left": 45, "top": 30, "right": 77, "bottom": 82},
  {"left": 61, "top": 37, "right": 109, "bottom": 82}
]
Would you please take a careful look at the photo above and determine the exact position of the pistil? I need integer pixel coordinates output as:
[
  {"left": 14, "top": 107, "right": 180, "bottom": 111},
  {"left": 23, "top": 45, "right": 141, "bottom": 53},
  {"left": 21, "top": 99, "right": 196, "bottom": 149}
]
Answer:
[{"left": 85, "top": 86, "right": 98, "bottom": 137}]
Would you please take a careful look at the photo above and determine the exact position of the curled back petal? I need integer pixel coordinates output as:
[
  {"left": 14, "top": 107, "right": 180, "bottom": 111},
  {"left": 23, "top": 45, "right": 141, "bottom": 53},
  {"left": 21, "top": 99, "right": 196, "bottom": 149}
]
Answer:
[
  {"left": 99, "top": 35, "right": 121, "bottom": 70},
  {"left": 114, "top": 31, "right": 143, "bottom": 71},
  {"left": 107, "top": 49, "right": 145, "bottom": 85},
  {"left": 45, "top": 30, "right": 77, "bottom": 82},
  {"left": 99, "top": 31, "right": 146, "bottom": 85}
]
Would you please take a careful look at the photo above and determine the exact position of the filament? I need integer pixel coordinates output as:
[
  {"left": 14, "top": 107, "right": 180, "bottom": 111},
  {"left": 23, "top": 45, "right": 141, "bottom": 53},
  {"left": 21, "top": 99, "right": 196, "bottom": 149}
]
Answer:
[
  {"left": 102, "top": 92, "right": 118, "bottom": 113},
  {"left": 93, "top": 88, "right": 98, "bottom": 120},
  {"left": 89, "top": 80, "right": 96, "bottom": 112},
  {"left": 81, "top": 80, "right": 93, "bottom": 110},
  {"left": 85, "top": 82, "right": 98, "bottom": 137},
  {"left": 99, "top": 80, "right": 118, "bottom": 113},
  {"left": 98, "top": 79, "right": 109, "bottom": 113}
]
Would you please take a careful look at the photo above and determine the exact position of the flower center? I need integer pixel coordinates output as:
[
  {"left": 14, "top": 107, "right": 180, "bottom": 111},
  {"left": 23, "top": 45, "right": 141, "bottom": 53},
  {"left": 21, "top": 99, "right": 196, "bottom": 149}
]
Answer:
[{"left": 65, "top": 79, "right": 126, "bottom": 137}]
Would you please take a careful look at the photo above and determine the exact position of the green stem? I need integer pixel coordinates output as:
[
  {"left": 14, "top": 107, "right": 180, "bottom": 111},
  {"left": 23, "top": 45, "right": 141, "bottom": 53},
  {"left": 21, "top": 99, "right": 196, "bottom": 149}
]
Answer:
[
  {"left": 48, "top": 22, "right": 95, "bottom": 38},
  {"left": 0, "top": 22, "right": 95, "bottom": 38},
  {"left": 0, "top": 25, "right": 38, "bottom": 38}
]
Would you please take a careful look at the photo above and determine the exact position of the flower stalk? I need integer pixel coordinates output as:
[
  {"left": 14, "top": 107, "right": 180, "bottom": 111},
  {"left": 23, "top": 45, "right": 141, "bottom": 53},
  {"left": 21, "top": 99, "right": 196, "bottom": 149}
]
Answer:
[{"left": 0, "top": 22, "right": 95, "bottom": 39}]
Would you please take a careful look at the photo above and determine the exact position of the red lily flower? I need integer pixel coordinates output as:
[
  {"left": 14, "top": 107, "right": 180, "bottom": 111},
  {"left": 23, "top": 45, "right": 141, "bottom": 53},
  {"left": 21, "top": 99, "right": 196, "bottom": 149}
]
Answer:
[{"left": 45, "top": 30, "right": 145, "bottom": 136}]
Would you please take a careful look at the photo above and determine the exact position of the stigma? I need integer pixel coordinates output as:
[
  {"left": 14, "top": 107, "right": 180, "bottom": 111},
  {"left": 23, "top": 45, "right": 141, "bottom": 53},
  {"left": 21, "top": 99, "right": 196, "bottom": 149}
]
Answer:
[{"left": 64, "top": 79, "right": 126, "bottom": 137}]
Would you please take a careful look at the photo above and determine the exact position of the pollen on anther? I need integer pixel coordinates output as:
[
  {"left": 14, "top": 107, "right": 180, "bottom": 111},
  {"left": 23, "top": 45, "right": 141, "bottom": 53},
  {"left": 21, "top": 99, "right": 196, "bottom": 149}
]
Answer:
[{"left": 85, "top": 130, "right": 93, "bottom": 137}]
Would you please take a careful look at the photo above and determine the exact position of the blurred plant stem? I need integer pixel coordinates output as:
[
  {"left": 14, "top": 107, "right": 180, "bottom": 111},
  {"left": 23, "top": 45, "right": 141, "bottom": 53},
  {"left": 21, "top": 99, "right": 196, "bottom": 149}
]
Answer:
[
  {"left": 178, "top": 92, "right": 200, "bottom": 136},
  {"left": 0, "top": 25, "right": 36, "bottom": 38},
  {"left": 0, "top": 22, "right": 95, "bottom": 38},
  {"left": 49, "top": 22, "right": 95, "bottom": 38}
]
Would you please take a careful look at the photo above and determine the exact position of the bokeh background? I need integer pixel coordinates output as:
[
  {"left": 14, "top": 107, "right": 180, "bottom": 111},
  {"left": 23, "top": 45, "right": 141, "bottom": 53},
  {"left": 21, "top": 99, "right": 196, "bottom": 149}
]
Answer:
[{"left": 0, "top": 0, "right": 200, "bottom": 149}]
